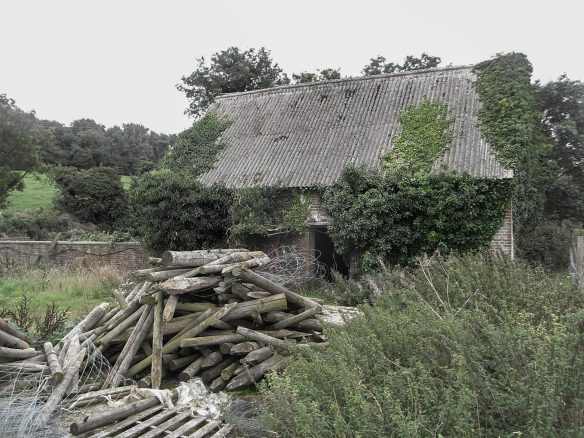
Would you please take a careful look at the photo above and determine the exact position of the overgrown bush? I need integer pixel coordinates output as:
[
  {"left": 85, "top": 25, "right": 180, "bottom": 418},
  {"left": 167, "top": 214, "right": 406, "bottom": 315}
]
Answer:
[
  {"left": 52, "top": 166, "right": 128, "bottom": 227},
  {"left": 128, "top": 168, "right": 232, "bottom": 252},
  {"left": 259, "top": 254, "right": 584, "bottom": 437},
  {"left": 0, "top": 208, "right": 88, "bottom": 240},
  {"left": 516, "top": 219, "right": 575, "bottom": 272}
]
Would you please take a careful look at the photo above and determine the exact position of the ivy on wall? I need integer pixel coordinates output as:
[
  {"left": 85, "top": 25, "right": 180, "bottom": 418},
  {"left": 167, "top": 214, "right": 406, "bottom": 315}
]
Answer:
[{"left": 385, "top": 101, "right": 453, "bottom": 174}]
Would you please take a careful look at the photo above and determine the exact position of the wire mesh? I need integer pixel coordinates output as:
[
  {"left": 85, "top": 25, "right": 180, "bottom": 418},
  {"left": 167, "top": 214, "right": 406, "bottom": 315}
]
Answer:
[
  {"left": 0, "top": 340, "right": 127, "bottom": 437},
  {"left": 257, "top": 246, "right": 325, "bottom": 286}
]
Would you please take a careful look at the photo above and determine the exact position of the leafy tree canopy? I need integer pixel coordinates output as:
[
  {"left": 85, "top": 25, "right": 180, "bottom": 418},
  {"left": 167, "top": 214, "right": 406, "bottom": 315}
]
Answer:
[
  {"left": 292, "top": 68, "right": 342, "bottom": 83},
  {"left": 0, "top": 94, "right": 51, "bottom": 207},
  {"left": 362, "top": 53, "right": 441, "bottom": 76},
  {"left": 177, "top": 47, "right": 289, "bottom": 117}
]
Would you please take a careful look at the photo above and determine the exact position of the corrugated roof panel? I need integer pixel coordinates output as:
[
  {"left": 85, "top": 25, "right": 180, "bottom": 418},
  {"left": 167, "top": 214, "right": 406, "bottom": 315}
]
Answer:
[{"left": 199, "top": 66, "right": 512, "bottom": 188}]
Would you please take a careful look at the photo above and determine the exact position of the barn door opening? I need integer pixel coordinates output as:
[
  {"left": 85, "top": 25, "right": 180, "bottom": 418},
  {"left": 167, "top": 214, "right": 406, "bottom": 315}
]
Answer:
[{"left": 310, "top": 226, "right": 349, "bottom": 280}]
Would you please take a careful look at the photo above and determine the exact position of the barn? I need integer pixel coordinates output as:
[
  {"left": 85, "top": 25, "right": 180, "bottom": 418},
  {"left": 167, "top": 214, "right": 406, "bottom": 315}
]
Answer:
[{"left": 198, "top": 65, "right": 514, "bottom": 273}]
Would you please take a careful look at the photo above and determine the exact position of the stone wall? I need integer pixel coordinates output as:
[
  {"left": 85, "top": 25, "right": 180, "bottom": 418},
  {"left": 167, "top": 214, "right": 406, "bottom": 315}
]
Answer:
[{"left": 0, "top": 240, "right": 150, "bottom": 272}]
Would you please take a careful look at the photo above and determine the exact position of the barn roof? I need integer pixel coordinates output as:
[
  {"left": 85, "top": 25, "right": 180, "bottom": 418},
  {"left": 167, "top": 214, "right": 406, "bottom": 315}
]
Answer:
[{"left": 198, "top": 65, "right": 513, "bottom": 188}]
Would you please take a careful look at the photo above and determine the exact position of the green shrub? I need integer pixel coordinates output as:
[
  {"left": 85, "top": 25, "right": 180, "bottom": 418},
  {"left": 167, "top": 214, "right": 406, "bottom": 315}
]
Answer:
[
  {"left": 516, "top": 219, "right": 575, "bottom": 272},
  {"left": 0, "top": 208, "right": 87, "bottom": 240},
  {"left": 52, "top": 166, "right": 128, "bottom": 227},
  {"left": 259, "top": 254, "right": 584, "bottom": 437},
  {"left": 128, "top": 168, "right": 232, "bottom": 252}
]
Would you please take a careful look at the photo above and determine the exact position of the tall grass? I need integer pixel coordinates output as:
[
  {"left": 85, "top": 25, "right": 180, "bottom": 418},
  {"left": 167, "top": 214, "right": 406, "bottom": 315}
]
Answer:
[
  {"left": 0, "top": 264, "right": 119, "bottom": 323},
  {"left": 259, "top": 254, "right": 584, "bottom": 437}
]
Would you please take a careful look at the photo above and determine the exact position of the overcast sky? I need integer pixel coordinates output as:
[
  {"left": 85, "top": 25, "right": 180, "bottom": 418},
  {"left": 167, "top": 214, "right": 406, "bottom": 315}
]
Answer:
[{"left": 1, "top": 0, "right": 582, "bottom": 134}]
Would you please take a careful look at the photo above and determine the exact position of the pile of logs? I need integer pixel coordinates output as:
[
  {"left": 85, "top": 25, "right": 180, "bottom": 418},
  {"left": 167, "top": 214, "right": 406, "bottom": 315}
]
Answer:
[{"left": 0, "top": 248, "right": 326, "bottom": 436}]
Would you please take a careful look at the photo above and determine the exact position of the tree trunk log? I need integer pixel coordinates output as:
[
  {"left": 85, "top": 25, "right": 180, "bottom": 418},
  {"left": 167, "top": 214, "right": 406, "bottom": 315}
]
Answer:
[
  {"left": 272, "top": 307, "right": 319, "bottom": 329},
  {"left": 200, "top": 351, "right": 223, "bottom": 369},
  {"left": 43, "top": 342, "right": 63, "bottom": 384},
  {"left": 236, "top": 326, "right": 293, "bottom": 351},
  {"left": 231, "top": 267, "right": 322, "bottom": 310},
  {"left": 241, "top": 346, "right": 273, "bottom": 366},
  {"left": 0, "top": 346, "right": 38, "bottom": 360},
  {"left": 230, "top": 341, "right": 261, "bottom": 355},
  {"left": 0, "top": 317, "right": 28, "bottom": 342},
  {"left": 0, "top": 328, "right": 29, "bottom": 349},
  {"left": 201, "top": 356, "right": 238, "bottom": 383},
  {"left": 151, "top": 291, "right": 164, "bottom": 389},
  {"left": 162, "top": 294, "right": 179, "bottom": 322},
  {"left": 148, "top": 268, "right": 192, "bottom": 282},
  {"left": 160, "top": 276, "right": 222, "bottom": 295},
  {"left": 179, "top": 356, "right": 204, "bottom": 381},
  {"left": 226, "top": 355, "right": 287, "bottom": 391},
  {"left": 180, "top": 334, "right": 245, "bottom": 348}
]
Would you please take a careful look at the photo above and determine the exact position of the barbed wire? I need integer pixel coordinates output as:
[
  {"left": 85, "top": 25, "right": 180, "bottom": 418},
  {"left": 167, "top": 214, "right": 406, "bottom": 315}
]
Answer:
[{"left": 256, "top": 246, "right": 326, "bottom": 286}]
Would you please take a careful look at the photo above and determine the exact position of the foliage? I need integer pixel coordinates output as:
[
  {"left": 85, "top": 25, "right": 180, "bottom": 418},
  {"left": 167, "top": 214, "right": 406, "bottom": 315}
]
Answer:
[
  {"left": 292, "top": 68, "right": 342, "bottom": 83},
  {"left": 177, "top": 47, "right": 289, "bottom": 117},
  {"left": 537, "top": 75, "right": 584, "bottom": 226},
  {"left": 324, "top": 166, "right": 512, "bottom": 271},
  {"left": 3, "top": 173, "right": 57, "bottom": 213},
  {"left": 473, "top": 53, "right": 553, "bottom": 233},
  {"left": 128, "top": 168, "right": 232, "bottom": 252},
  {"left": 40, "top": 119, "right": 174, "bottom": 175},
  {"left": 259, "top": 254, "right": 584, "bottom": 437},
  {"left": 0, "top": 208, "right": 87, "bottom": 240},
  {"left": 516, "top": 219, "right": 575, "bottom": 272},
  {"left": 385, "top": 101, "right": 453, "bottom": 174},
  {"left": 52, "top": 166, "right": 128, "bottom": 227},
  {"left": 229, "top": 187, "right": 310, "bottom": 245},
  {"left": 362, "top": 53, "right": 441, "bottom": 76},
  {"left": 0, "top": 94, "right": 51, "bottom": 207},
  {"left": 0, "top": 264, "right": 119, "bottom": 323},
  {"left": 163, "top": 113, "right": 231, "bottom": 175}
]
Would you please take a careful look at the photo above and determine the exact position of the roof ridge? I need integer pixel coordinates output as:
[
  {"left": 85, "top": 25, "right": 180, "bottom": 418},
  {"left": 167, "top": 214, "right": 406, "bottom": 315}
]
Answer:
[{"left": 215, "top": 64, "right": 475, "bottom": 100}]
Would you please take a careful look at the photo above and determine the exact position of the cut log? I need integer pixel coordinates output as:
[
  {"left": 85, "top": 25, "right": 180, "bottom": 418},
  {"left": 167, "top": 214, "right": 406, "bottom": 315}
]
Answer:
[
  {"left": 231, "top": 267, "right": 322, "bottom": 310},
  {"left": 63, "top": 302, "right": 109, "bottom": 341},
  {"left": 230, "top": 341, "right": 261, "bottom": 355},
  {"left": 224, "top": 294, "right": 287, "bottom": 321},
  {"left": 105, "top": 306, "right": 154, "bottom": 388},
  {"left": 161, "top": 251, "right": 225, "bottom": 267},
  {"left": 241, "top": 346, "right": 273, "bottom": 366},
  {"left": 113, "top": 289, "right": 127, "bottom": 309},
  {"left": 179, "top": 356, "right": 204, "bottom": 381},
  {"left": 43, "top": 342, "right": 63, "bottom": 384},
  {"left": 272, "top": 306, "right": 319, "bottom": 329},
  {"left": 220, "top": 342, "right": 235, "bottom": 354},
  {"left": 148, "top": 268, "right": 192, "bottom": 282},
  {"left": 180, "top": 334, "right": 246, "bottom": 348},
  {"left": 210, "top": 376, "right": 228, "bottom": 392},
  {"left": 0, "top": 346, "right": 38, "bottom": 360},
  {"left": 98, "top": 305, "right": 144, "bottom": 346},
  {"left": 151, "top": 291, "right": 163, "bottom": 389},
  {"left": 220, "top": 360, "right": 241, "bottom": 380},
  {"left": 201, "top": 356, "right": 238, "bottom": 383},
  {"left": 0, "top": 328, "right": 29, "bottom": 349},
  {"left": 201, "top": 351, "right": 223, "bottom": 369},
  {"left": 39, "top": 348, "right": 86, "bottom": 424},
  {"left": 125, "top": 303, "right": 237, "bottom": 377},
  {"left": 69, "top": 389, "right": 178, "bottom": 435},
  {"left": 236, "top": 326, "right": 293, "bottom": 351},
  {"left": 160, "top": 276, "right": 222, "bottom": 295},
  {"left": 175, "top": 302, "right": 216, "bottom": 312},
  {"left": 69, "top": 385, "right": 135, "bottom": 408},
  {"left": 205, "top": 251, "right": 266, "bottom": 267},
  {"left": 168, "top": 353, "right": 200, "bottom": 371},
  {"left": 162, "top": 294, "right": 179, "bottom": 322},
  {"left": 221, "top": 255, "right": 272, "bottom": 274},
  {"left": 0, "top": 317, "right": 28, "bottom": 342},
  {"left": 226, "top": 355, "right": 287, "bottom": 391}
]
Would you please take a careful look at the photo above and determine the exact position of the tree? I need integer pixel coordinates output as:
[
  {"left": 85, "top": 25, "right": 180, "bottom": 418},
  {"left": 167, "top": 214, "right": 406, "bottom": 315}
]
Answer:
[
  {"left": 0, "top": 94, "right": 50, "bottom": 207},
  {"left": 177, "top": 47, "right": 289, "bottom": 117},
  {"left": 536, "top": 75, "right": 584, "bottom": 223},
  {"left": 362, "top": 53, "right": 441, "bottom": 76},
  {"left": 52, "top": 166, "right": 128, "bottom": 227},
  {"left": 292, "top": 68, "right": 342, "bottom": 83}
]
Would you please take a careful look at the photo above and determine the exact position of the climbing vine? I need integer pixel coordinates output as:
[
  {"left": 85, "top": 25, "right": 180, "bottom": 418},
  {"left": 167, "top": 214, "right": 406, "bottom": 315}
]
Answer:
[
  {"left": 385, "top": 101, "right": 453, "bottom": 174},
  {"left": 229, "top": 187, "right": 311, "bottom": 246},
  {"left": 324, "top": 166, "right": 513, "bottom": 271}
]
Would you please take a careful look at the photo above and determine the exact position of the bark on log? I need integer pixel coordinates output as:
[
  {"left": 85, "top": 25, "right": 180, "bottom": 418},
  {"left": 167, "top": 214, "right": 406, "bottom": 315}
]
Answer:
[
  {"left": 162, "top": 294, "right": 179, "bottom": 323},
  {"left": 160, "top": 276, "right": 222, "bottom": 295},
  {"left": 272, "top": 307, "right": 319, "bottom": 329},
  {"left": 168, "top": 353, "right": 200, "bottom": 371},
  {"left": 220, "top": 342, "right": 235, "bottom": 354},
  {"left": 226, "top": 355, "right": 287, "bottom": 391},
  {"left": 126, "top": 303, "right": 236, "bottom": 376},
  {"left": 39, "top": 348, "right": 86, "bottom": 424},
  {"left": 69, "top": 389, "right": 178, "bottom": 435},
  {"left": 231, "top": 267, "right": 322, "bottom": 310},
  {"left": 0, "top": 328, "right": 30, "bottom": 349},
  {"left": 151, "top": 291, "right": 163, "bottom": 389},
  {"left": 43, "top": 342, "right": 63, "bottom": 384},
  {"left": 0, "top": 317, "right": 28, "bottom": 342}
]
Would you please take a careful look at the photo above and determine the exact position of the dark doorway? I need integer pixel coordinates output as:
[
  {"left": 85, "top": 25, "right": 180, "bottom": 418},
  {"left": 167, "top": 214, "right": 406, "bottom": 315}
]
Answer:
[{"left": 311, "top": 226, "right": 349, "bottom": 280}]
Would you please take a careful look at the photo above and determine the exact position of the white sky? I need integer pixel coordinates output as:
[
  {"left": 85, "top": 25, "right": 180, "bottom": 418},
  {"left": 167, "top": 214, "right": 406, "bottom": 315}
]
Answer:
[{"left": 1, "top": 0, "right": 582, "bottom": 134}]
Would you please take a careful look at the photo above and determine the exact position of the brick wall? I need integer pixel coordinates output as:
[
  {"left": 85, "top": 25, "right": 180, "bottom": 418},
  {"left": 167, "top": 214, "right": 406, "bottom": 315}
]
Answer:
[
  {"left": 0, "top": 241, "right": 150, "bottom": 272},
  {"left": 489, "top": 205, "right": 514, "bottom": 258}
]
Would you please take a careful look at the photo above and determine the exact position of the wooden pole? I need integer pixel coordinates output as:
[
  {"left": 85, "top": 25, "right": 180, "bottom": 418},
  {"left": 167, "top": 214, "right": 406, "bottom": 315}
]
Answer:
[
  {"left": 160, "top": 276, "right": 222, "bottom": 295},
  {"left": 43, "top": 342, "right": 63, "bottom": 384},
  {"left": 0, "top": 328, "right": 30, "bottom": 349},
  {"left": 0, "top": 346, "right": 38, "bottom": 360},
  {"left": 0, "top": 317, "right": 28, "bottom": 342},
  {"left": 162, "top": 294, "right": 179, "bottom": 322},
  {"left": 151, "top": 291, "right": 163, "bottom": 389},
  {"left": 226, "top": 355, "right": 287, "bottom": 391},
  {"left": 272, "top": 306, "right": 319, "bottom": 329}
]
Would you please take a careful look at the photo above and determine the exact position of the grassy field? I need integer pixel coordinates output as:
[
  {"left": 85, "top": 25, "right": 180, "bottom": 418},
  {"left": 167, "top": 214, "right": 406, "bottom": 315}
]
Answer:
[
  {"left": 3, "top": 174, "right": 133, "bottom": 213},
  {"left": 0, "top": 265, "right": 119, "bottom": 323}
]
